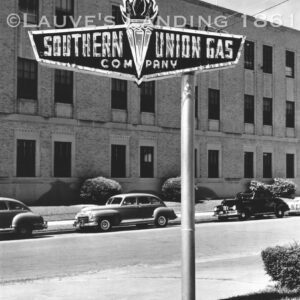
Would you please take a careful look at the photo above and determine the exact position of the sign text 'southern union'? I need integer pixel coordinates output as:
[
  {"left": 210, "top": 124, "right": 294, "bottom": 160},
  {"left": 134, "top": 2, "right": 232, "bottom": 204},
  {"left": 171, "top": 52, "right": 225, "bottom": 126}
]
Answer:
[{"left": 29, "top": 0, "right": 245, "bottom": 84}]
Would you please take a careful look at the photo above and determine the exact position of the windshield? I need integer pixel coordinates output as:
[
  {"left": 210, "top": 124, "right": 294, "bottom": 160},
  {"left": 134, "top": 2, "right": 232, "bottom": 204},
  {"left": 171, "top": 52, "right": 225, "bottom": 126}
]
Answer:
[{"left": 106, "top": 197, "right": 122, "bottom": 205}]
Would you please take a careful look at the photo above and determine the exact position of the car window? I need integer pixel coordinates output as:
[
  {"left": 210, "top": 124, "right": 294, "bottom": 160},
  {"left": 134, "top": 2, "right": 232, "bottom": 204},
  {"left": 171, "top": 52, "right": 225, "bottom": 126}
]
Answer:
[
  {"left": 8, "top": 202, "right": 28, "bottom": 211},
  {"left": 149, "top": 197, "right": 161, "bottom": 205},
  {"left": 107, "top": 197, "right": 122, "bottom": 205},
  {"left": 0, "top": 201, "right": 8, "bottom": 210},
  {"left": 122, "top": 197, "right": 137, "bottom": 206},
  {"left": 138, "top": 197, "right": 150, "bottom": 205}
]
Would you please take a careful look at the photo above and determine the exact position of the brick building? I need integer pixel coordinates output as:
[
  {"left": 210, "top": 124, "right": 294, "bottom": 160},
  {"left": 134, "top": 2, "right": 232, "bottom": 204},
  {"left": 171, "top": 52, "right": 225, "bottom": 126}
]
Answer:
[{"left": 0, "top": 0, "right": 300, "bottom": 204}]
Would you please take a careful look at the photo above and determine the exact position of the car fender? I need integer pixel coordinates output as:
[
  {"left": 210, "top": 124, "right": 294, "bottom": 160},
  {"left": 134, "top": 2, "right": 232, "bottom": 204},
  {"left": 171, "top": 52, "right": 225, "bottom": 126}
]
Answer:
[
  {"left": 153, "top": 207, "right": 177, "bottom": 220},
  {"left": 93, "top": 210, "right": 121, "bottom": 225},
  {"left": 12, "top": 212, "right": 41, "bottom": 229}
]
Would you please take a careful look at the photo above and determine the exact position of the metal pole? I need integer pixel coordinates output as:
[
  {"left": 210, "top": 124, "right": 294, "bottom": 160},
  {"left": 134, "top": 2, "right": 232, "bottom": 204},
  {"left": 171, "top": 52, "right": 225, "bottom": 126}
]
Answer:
[{"left": 181, "top": 73, "right": 196, "bottom": 300}]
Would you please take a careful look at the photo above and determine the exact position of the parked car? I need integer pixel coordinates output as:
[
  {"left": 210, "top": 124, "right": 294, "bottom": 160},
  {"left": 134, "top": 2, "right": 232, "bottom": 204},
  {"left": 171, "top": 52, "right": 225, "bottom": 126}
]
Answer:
[
  {"left": 214, "top": 191, "right": 290, "bottom": 221},
  {"left": 0, "top": 198, "right": 47, "bottom": 237},
  {"left": 74, "top": 193, "right": 177, "bottom": 231}
]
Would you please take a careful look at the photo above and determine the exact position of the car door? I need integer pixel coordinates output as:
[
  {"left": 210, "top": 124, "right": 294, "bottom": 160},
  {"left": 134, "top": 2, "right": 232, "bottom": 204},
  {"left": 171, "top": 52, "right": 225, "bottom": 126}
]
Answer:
[
  {"left": 137, "top": 196, "right": 156, "bottom": 219},
  {"left": 0, "top": 201, "right": 11, "bottom": 229},
  {"left": 7, "top": 201, "right": 29, "bottom": 223},
  {"left": 119, "top": 197, "right": 139, "bottom": 220}
]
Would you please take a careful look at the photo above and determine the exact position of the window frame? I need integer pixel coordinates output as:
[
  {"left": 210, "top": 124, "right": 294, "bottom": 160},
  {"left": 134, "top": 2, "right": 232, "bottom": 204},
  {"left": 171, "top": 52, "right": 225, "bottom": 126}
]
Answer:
[
  {"left": 286, "top": 50, "right": 295, "bottom": 78},
  {"left": 140, "top": 146, "right": 154, "bottom": 178},
  {"left": 208, "top": 88, "right": 220, "bottom": 121},
  {"left": 54, "top": 141, "right": 72, "bottom": 178},
  {"left": 208, "top": 149, "right": 219, "bottom": 178},
  {"left": 263, "top": 152, "right": 272, "bottom": 179},
  {"left": 55, "top": 0, "right": 74, "bottom": 28},
  {"left": 244, "top": 152, "right": 254, "bottom": 179},
  {"left": 16, "top": 139, "right": 36, "bottom": 178},
  {"left": 54, "top": 69, "right": 74, "bottom": 104},
  {"left": 244, "top": 40, "right": 255, "bottom": 70},
  {"left": 286, "top": 153, "right": 295, "bottom": 179},
  {"left": 111, "top": 144, "right": 126, "bottom": 178},
  {"left": 111, "top": 79, "right": 128, "bottom": 110},
  {"left": 263, "top": 45, "right": 273, "bottom": 74},
  {"left": 263, "top": 97, "right": 273, "bottom": 126},
  {"left": 286, "top": 101, "right": 295, "bottom": 128},
  {"left": 244, "top": 94, "right": 255, "bottom": 124},
  {"left": 19, "top": 0, "right": 39, "bottom": 24},
  {"left": 140, "top": 81, "right": 155, "bottom": 113}
]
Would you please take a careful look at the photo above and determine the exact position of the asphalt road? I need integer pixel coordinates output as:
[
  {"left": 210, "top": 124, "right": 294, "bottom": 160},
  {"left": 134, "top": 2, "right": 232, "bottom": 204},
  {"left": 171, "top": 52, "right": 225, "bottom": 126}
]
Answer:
[{"left": 1, "top": 216, "right": 300, "bottom": 299}]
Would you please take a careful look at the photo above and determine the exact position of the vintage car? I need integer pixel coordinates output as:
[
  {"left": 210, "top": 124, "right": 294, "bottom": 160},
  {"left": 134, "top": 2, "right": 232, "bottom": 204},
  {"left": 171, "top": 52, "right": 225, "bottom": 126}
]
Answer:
[
  {"left": 214, "top": 191, "right": 290, "bottom": 221},
  {"left": 0, "top": 197, "right": 47, "bottom": 237},
  {"left": 74, "top": 193, "right": 177, "bottom": 231}
]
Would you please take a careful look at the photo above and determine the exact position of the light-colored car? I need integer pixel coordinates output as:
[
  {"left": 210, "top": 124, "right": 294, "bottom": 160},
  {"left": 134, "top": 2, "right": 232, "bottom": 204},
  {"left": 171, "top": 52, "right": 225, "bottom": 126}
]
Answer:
[
  {"left": 74, "top": 193, "right": 177, "bottom": 231},
  {"left": 0, "top": 197, "right": 47, "bottom": 237}
]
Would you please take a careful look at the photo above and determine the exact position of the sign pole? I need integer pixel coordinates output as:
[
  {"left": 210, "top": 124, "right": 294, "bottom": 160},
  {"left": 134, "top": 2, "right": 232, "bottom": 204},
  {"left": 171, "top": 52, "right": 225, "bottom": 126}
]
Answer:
[{"left": 181, "top": 72, "right": 196, "bottom": 300}]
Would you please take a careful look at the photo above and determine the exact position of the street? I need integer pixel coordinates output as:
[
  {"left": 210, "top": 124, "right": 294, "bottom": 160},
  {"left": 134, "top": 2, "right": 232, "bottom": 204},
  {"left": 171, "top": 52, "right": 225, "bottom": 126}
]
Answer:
[{"left": 1, "top": 216, "right": 300, "bottom": 299}]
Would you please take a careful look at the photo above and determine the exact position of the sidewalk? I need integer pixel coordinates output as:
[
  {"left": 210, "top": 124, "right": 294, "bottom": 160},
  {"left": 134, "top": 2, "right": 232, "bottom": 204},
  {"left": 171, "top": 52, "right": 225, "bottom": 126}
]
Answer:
[{"left": 44, "top": 212, "right": 217, "bottom": 233}]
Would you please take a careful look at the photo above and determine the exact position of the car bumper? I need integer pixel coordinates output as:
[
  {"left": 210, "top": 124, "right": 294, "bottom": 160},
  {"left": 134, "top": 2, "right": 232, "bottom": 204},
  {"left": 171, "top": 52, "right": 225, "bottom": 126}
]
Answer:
[
  {"left": 32, "top": 221, "right": 48, "bottom": 230},
  {"left": 214, "top": 211, "right": 239, "bottom": 218},
  {"left": 74, "top": 220, "right": 98, "bottom": 229}
]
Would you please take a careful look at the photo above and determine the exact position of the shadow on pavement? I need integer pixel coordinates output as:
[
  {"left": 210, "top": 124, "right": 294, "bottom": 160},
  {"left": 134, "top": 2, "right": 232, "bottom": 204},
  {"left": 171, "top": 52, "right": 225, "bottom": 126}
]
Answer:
[
  {"left": 0, "top": 233, "right": 52, "bottom": 241},
  {"left": 220, "top": 290, "right": 300, "bottom": 300}
]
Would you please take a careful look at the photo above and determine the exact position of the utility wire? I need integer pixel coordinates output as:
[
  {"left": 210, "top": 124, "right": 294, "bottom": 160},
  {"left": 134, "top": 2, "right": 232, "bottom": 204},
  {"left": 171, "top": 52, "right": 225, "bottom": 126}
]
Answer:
[
  {"left": 223, "top": 0, "right": 290, "bottom": 30},
  {"left": 204, "top": 0, "right": 290, "bottom": 31}
]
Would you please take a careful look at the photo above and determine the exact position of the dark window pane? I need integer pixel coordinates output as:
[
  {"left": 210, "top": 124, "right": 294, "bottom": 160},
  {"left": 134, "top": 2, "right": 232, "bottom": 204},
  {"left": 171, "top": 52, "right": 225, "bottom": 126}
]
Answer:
[
  {"left": 195, "top": 148, "right": 198, "bottom": 178},
  {"left": 54, "top": 142, "right": 71, "bottom": 177},
  {"left": 263, "top": 98, "right": 272, "bottom": 126},
  {"left": 286, "top": 101, "right": 295, "bottom": 128},
  {"left": 244, "top": 40, "right": 255, "bottom": 70},
  {"left": 263, "top": 45, "right": 273, "bottom": 74},
  {"left": 19, "top": 0, "right": 38, "bottom": 23},
  {"left": 17, "top": 58, "right": 37, "bottom": 100},
  {"left": 112, "top": 5, "right": 124, "bottom": 25},
  {"left": 140, "top": 82, "right": 155, "bottom": 113},
  {"left": 263, "top": 153, "right": 272, "bottom": 178},
  {"left": 286, "top": 154, "right": 295, "bottom": 178},
  {"left": 111, "top": 145, "right": 126, "bottom": 178},
  {"left": 244, "top": 95, "right": 254, "bottom": 124},
  {"left": 55, "top": 69, "right": 73, "bottom": 103},
  {"left": 111, "top": 79, "right": 127, "bottom": 110},
  {"left": 208, "top": 150, "right": 219, "bottom": 178},
  {"left": 244, "top": 152, "right": 254, "bottom": 178},
  {"left": 208, "top": 89, "right": 220, "bottom": 120},
  {"left": 17, "top": 140, "right": 36, "bottom": 177},
  {"left": 55, "top": 0, "right": 74, "bottom": 28},
  {"left": 286, "top": 51, "right": 295, "bottom": 78},
  {"left": 140, "top": 146, "right": 154, "bottom": 178}
]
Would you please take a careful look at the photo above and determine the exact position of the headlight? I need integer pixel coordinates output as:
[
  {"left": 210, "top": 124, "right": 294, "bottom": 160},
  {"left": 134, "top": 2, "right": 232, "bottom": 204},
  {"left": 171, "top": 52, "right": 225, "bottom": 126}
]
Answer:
[
  {"left": 88, "top": 212, "right": 95, "bottom": 220},
  {"left": 214, "top": 207, "right": 218, "bottom": 211},
  {"left": 232, "top": 205, "right": 236, "bottom": 210}
]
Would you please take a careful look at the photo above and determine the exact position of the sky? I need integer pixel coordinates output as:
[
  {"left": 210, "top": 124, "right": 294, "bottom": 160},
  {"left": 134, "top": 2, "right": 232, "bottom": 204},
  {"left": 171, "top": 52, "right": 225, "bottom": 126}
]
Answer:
[{"left": 202, "top": 0, "right": 300, "bottom": 30}]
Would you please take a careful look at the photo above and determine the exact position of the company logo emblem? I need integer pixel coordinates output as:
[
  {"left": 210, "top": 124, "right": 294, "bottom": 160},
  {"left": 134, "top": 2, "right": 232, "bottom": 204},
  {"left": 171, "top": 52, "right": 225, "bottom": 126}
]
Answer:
[{"left": 29, "top": 0, "right": 245, "bottom": 84}]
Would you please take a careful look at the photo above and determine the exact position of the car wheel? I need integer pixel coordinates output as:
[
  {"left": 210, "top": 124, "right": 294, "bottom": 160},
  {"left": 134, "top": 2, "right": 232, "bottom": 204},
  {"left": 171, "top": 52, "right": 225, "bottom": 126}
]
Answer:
[
  {"left": 17, "top": 225, "right": 33, "bottom": 238},
  {"left": 97, "top": 218, "right": 112, "bottom": 232},
  {"left": 239, "top": 211, "right": 250, "bottom": 221},
  {"left": 276, "top": 208, "right": 285, "bottom": 218},
  {"left": 155, "top": 215, "right": 168, "bottom": 228}
]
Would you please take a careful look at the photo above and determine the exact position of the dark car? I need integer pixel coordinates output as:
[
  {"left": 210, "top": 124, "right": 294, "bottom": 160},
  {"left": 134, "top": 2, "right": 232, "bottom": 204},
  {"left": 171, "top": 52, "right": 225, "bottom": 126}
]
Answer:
[
  {"left": 214, "top": 191, "right": 290, "bottom": 221},
  {"left": 74, "top": 193, "right": 177, "bottom": 231},
  {"left": 0, "top": 197, "right": 47, "bottom": 237}
]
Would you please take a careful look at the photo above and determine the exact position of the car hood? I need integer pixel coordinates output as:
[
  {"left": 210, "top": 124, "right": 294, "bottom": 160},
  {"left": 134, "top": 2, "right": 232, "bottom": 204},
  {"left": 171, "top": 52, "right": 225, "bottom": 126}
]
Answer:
[{"left": 79, "top": 205, "right": 120, "bottom": 213}]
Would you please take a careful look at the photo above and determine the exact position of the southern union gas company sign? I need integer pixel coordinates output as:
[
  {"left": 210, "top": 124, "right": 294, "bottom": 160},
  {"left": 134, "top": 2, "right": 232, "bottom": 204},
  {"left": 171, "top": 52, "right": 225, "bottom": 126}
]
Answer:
[{"left": 29, "top": 0, "right": 245, "bottom": 84}]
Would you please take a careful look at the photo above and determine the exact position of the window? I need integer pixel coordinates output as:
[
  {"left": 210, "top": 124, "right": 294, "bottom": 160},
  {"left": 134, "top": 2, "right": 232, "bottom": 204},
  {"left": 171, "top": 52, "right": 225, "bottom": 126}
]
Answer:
[
  {"left": 263, "top": 153, "right": 272, "bottom": 178},
  {"left": 244, "top": 152, "right": 254, "bottom": 178},
  {"left": 286, "top": 154, "right": 295, "bottom": 178},
  {"left": 111, "top": 145, "right": 126, "bottom": 178},
  {"left": 195, "top": 86, "right": 199, "bottom": 118},
  {"left": 244, "top": 40, "right": 255, "bottom": 70},
  {"left": 17, "top": 140, "right": 36, "bottom": 177},
  {"left": 286, "top": 51, "right": 295, "bottom": 78},
  {"left": 54, "top": 142, "right": 71, "bottom": 177},
  {"left": 55, "top": 0, "right": 74, "bottom": 28},
  {"left": 208, "top": 89, "right": 220, "bottom": 120},
  {"left": 138, "top": 197, "right": 150, "bottom": 205},
  {"left": 244, "top": 95, "right": 254, "bottom": 124},
  {"left": 122, "top": 197, "right": 136, "bottom": 206},
  {"left": 17, "top": 58, "right": 37, "bottom": 100},
  {"left": 111, "top": 79, "right": 127, "bottom": 110},
  {"left": 112, "top": 4, "right": 124, "bottom": 25},
  {"left": 55, "top": 70, "right": 73, "bottom": 103},
  {"left": 0, "top": 202, "right": 8, "bottom": 211},
  {"left": 286, "top": 101, "right": 295, "bottom": 128},
  {"left": 263, "top": 45, "right": 273, "bottom": 74},
  {"left": 140, "top": 82, "right": 155, "bottom": 113},
  {"left": 19, "top": 0, "right": 38, "bottom": 24},
  {"left": 140, "top": 146, "right": 154, "bottom": 178},
  {"left": 208, "top": 150, "right": 219, "bottom": 178},
  {"left": 263, "top": 98, "right": 272, "bottom": 126},
  {"left": 8, "top": 202, "right": 27, "bottom": 211}
]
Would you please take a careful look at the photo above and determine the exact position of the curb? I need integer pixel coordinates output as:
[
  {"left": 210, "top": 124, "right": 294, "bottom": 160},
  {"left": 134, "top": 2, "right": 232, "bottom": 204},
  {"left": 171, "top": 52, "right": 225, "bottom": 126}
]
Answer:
[{"left": 38, "top": 212, "right": 217, "bottom": 235}]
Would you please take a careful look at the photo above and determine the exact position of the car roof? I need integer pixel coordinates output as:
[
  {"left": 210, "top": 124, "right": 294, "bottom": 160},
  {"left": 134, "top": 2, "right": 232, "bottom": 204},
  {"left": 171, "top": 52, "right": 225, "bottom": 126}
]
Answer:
[
  {"left": 111, "top": 193, "right": 160, "bottom": 198},
  {"left": 0, "top": 197, "right": 26, "bottom": 205}
]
